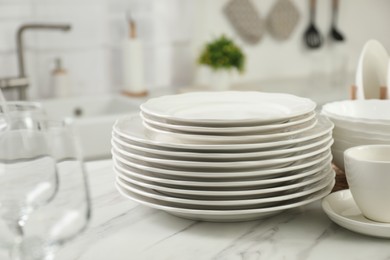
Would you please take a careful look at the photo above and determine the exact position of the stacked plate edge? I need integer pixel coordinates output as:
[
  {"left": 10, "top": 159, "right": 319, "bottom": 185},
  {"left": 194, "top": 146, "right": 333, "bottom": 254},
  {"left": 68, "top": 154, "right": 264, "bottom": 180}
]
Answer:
[{"left": 112, "top": 91, "right": 335, "bottom": 222}]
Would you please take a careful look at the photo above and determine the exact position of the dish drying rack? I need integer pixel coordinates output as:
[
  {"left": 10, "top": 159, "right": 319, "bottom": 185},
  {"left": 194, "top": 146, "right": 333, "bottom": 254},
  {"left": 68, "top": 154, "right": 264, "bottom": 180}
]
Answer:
[{"left": 349, "top": 85, "right": 388, "bottom": 100}]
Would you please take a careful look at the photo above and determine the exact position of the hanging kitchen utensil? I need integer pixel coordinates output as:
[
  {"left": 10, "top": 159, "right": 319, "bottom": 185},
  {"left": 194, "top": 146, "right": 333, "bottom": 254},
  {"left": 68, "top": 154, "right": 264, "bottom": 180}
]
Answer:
[
  {"left": 267, "top": 0, "right": 300, "bottom": 41},
  {"left": 330, "top": 0, "right": 345, "bottom": 42},
  {"left": 224, "top": 0, "right": 265, "bottom": 44},
  {"left": 303, "top": 0, "right": 322, "bottom": 49}
]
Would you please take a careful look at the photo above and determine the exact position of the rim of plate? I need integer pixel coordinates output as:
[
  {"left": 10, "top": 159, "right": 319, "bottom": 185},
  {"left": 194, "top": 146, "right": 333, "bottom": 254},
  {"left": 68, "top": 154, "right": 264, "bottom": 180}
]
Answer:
[
  {"left": 115, "top": 169, "right": 333, "bottom": 207},
  {"left": 142, "top": 118, "right": 318, "bottom": 145},
  {"left": 140, "top": 92, "right": 316, "bottom": 125},
  {"left": 113, "top": 114, "right": 333, "bottom": 151},
  {"left": 140, "top": 111, "right": 317, "bottom": 134},
  {"left": 111, "top": 139, "right": 333, "bottom": 169},
  {"left": 115, "top": 179, "right": 334, "bottom": 215},
  {"left": 113, "top": 157, "right": 332, "bottom": 188},
  {"left": 112, "top": 151, "right": 333, "bottom": 179},
  {"left": 114, "top": 168, "right": 334, "bottom": 197},
  {"left": 111, "top": 133, "right": 333, "bottom": 161}
]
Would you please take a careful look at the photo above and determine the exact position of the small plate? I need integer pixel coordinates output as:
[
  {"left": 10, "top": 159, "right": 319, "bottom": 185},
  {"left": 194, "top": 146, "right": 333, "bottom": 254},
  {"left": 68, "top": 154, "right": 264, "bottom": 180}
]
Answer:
[
  {"left": 140, "top": 91, "right": 316, "bottom": 126},
  {"left": 322, "top": 190, "right": 390, "bottom": 238}
]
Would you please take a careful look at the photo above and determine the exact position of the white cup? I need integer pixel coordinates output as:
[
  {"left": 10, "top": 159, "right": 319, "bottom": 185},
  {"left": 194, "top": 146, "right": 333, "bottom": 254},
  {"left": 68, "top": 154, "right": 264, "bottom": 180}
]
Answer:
[{"left": 344, "top": 145, "right": 390, "bottom": 222}]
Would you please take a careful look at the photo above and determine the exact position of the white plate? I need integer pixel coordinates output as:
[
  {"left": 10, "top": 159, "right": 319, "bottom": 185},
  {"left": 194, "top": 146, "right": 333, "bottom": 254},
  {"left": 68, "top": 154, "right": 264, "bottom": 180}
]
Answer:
[
  {"left": 322, "top": 100, "right": 390, "bottom": 125},
  {"left": 112, "top": 139, "right": 332, "bottom": 170},
  {"left": 113, "top": 114, "right": 333, "bottom": 151},
  {"left": 143, "top": 118, "right": 317, "bottom": 145},
  {"left": 114, "top": 158, "right": 332, "bottom": 188},
  {"left": 113, "top": 150, "right": 332, "bottom": 179},
  {"left": 116, "top": 180, "right": 334, "bottom": 222},
  {"left": 112, "top": 132, "right": 332, "bottom": 161},
  {"left": 140, "top": 91, "right": 316, "bottom": 126},
  {"left": 322, "top": 190, "right": 390, "bottom": 238},
  {"left": 355, "top": 40, "right": 388, "bottom": 99},
  {"left": 116, "top": 169, "right": 334, "bottom": 209},
  {"left": 141, "top": 111, "right": 316, "bottom": 135},
  {"left": 115, "top": 167, "right": 334, "bottom": 198}
]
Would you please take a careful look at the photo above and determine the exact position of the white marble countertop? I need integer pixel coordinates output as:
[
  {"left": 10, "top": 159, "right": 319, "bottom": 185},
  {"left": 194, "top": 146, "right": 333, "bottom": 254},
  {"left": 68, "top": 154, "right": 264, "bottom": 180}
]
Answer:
[{"left": 44, "top": 159, "right": 390, "bottom": 260}]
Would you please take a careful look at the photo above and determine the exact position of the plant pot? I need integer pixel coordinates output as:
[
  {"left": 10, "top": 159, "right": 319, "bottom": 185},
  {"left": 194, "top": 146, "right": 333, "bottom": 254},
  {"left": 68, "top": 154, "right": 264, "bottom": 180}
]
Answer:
[{"left": 210, "top": 69, "right": 231, "bottom": 91}]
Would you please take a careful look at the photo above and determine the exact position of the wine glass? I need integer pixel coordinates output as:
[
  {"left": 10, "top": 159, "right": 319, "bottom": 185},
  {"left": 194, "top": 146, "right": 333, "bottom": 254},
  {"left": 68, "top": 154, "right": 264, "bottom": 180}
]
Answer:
[
  {"left": 0, "top": 116, "right": 58, "bottom": 252},
  {"left": 11, "top": 120, "right": 91, "bottom": 260}
]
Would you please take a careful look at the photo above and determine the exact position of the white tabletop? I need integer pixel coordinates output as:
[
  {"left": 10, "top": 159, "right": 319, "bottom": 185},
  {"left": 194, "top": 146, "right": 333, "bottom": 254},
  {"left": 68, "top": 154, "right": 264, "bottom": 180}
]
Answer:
[{"left": 38, "top": 159, "right": 390, "bottom": 260}]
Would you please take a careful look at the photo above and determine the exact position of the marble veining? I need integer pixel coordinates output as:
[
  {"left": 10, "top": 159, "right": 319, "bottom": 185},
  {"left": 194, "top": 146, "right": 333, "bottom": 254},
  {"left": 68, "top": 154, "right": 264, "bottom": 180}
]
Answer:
[{"left": 3, "top": 159, "right": 390, "bottom": 260}]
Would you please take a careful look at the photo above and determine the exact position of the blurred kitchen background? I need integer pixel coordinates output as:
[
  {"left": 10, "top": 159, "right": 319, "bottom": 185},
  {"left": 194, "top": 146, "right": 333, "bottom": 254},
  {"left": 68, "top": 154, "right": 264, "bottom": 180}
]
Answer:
[{"left": 1, "top": 0, "right": 390, "bottom": 100}]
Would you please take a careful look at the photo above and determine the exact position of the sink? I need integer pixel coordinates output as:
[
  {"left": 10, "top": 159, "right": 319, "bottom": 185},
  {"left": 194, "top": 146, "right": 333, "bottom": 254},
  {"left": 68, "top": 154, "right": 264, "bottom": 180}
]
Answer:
[{"left": 40, "top": 95, "right": 142, "bottom": 160}]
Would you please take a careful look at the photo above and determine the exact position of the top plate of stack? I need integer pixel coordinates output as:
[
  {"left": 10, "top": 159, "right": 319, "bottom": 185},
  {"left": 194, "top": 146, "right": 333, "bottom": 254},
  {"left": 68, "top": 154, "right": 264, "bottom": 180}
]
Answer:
[{"left": 140, "top": 91, "right": 316, "bottom": 127}]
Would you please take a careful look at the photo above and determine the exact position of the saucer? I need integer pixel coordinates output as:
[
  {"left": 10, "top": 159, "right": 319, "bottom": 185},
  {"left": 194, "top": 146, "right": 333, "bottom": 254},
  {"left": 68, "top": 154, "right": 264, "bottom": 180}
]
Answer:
[{"left": 322, "top": 190, "right": 390, "bottom": 238}]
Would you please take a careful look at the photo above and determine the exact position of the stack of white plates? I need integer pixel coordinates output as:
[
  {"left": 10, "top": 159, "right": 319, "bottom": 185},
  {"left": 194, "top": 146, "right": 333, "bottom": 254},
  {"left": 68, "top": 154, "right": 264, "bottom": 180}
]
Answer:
[
  {"left": 322, "top": 100, "right": 390, "bottom": 170},
  {"left": 112, "top": 91, "right": 335, "bottom": 222}
]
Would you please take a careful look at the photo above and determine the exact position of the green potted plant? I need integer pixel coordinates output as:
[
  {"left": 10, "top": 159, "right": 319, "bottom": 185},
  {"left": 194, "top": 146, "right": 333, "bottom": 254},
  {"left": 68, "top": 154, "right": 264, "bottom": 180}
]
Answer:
[{"left": 198, "top": 35, "right": 245, "bottom": 90}]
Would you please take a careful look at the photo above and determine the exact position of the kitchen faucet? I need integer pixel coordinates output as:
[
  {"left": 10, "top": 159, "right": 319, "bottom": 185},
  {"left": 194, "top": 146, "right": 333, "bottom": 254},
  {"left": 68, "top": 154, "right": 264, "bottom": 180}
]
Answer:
[{"left": 0, "top": 23, "right": 71, "bottom": 100}]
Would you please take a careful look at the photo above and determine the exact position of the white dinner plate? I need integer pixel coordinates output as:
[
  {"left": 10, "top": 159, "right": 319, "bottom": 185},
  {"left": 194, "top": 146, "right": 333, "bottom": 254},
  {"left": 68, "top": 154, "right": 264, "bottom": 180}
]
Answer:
[
  {"left": 113, "top": 114, "right": 333, "bottom": 152},
  {"left": 112, "top": 132, "right": 332, "bottom": 161},
  {"left": 114, "top": 158, "right": 332, "bottom": 189},
  {"left": 115, "top": 167, "right": 334, "bottom": 199},
  {"left": 355, "top": 40, "right": 388, "bottom": 100},
  {"left": 322, "top": 190, "right": 390, "bottom": 238},
  {"left": 112, "top": 139, "right": 333, "bottom": 171},
  {"left": 116, "top": 169, "right": 334, "bottom": 210},
  {"left": 116, "top": 180, "right": 334, "bottom": 222},
  {"left": 141, "top": 111, "right": 316, "bottom": 135},
  {"left": 140, "top": 91, "right": 316, "bottom": 126},
  {"left": 143, "top": 117, "right": 317, "bottom": 145},
  {"left": 112, "top": 150, "right": 332, "bottom": 180}
]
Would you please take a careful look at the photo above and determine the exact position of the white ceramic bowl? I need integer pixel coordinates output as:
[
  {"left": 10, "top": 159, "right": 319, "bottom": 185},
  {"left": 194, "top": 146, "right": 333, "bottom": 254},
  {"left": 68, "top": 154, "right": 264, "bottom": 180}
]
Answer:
[
  {"left": 333, "top": 125, "right": 390, "bottom": 140},
  {"left": 322, "top": 100, "right": 390, "bottom": 124}
]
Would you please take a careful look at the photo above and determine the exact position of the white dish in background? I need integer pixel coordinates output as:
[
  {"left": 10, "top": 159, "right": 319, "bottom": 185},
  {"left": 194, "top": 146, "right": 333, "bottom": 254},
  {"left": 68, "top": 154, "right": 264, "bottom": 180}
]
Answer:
[
  {"left": 140, "top": 91, "right": 316, "bottom": 126},
  {"left": 115, "top": 169, "right": 333, "bottom": 209},
  {"left": 113, "top": 157, "right": 332, "bottom": 188},
  {"left": 112, "top": 133, "right": 333, "bottom": 161},
  {"left": 112, "top": 139, "right": 333, "bottom": 170},
  {"left": 322, "top": 190, "right": 390, "bottom": 238},
  {"left": 112, "top": 150, "right": 332, "bottom": 180},
  {"left": 113, "top": 115, "right": 333, "bottom": 152},
  {"left": 143, "top": 118, "right": 317, "bottom": 145},
  {"left": 355, "top": 40, "right": 388, "bottom": 99},
  {"left": 322, "top": 100, "right": 390, "bottom": 124},
  {"left": 115, "top": 180, "right": 334, "bottom": 222},
  {"left": 141, "top": 111, "right": 316, "bottom": 135}
]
